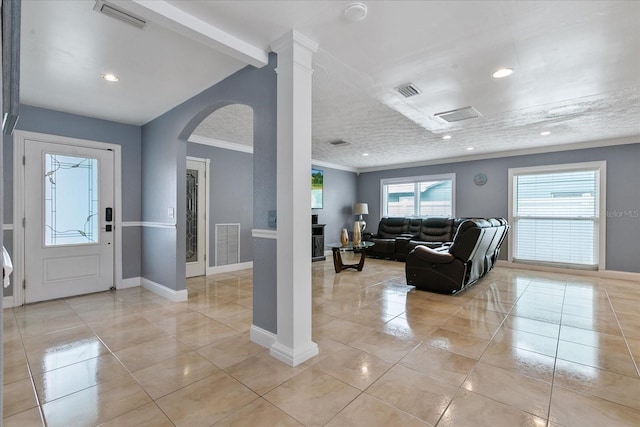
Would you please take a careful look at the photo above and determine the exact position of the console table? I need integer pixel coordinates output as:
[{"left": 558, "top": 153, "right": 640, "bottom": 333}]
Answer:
[{"left": 312, "top": 224, "right": 326, "bottom": 261}]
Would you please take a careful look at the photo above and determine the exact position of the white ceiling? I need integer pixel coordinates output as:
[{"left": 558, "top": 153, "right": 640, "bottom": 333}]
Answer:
[{"left": 20, "top": 1, "right": 640, "bottom": 170}]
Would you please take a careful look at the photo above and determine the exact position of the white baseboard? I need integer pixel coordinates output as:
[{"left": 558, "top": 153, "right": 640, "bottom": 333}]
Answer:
[
  {"left": 250, "top": 324, "right": 277, "bottom": 349},
  {"left": 140, "top": 278, "right": 188, "bottom": 302},
  {"left": 496, "top": 260, "right": 640, "bottom": 282},
  {"left": 270, "top": 340, "right": 319, "bottom": 367},
  {"left": 207, "top": 261, "right": 253, "bottom": 276},
  {"left": 120, "top": 277, "right": 141, "bottom": 289},
  {"left": 3, "top": 296, "right": 16, "bottom": 308}
]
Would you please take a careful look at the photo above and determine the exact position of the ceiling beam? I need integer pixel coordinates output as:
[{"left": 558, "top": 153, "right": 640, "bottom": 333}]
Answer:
[{"left": 118, "top": 0, "right": 269, "bottom": 68}]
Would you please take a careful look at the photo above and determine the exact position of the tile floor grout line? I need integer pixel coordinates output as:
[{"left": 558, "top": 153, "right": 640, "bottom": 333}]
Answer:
[
  {"left": 544, "top": 279, "right": 568, "bottom": 427},
  {"left": 603, "top": 284, "right": 640, "bottom": 378}
]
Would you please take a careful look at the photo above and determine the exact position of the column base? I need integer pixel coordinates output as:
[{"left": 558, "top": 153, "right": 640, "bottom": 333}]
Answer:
[{"left": 270, "top": 340, "right": 319, "bottom": 367}]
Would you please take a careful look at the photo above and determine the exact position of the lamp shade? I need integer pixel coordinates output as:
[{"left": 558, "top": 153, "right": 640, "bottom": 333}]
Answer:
[{"left": 353, "top": 203, "right": 369, "bottom": 215}]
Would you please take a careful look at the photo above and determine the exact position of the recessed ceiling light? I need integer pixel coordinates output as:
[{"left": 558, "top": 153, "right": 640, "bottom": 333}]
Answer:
[
  {"left": 102, "top": 73, "right": 119, "bottom": 82},
  {"left": 362, "top": 153, "right": 369, "bottom": 157},
  {"left": 466, "top": 147, "right": 474, "bottom": 151},
  {"left": 442, "top": 135, "right": 452, "bottom": 140},
  {"left": 540, "top": 131, "right": 551, "bottom": 136},
  {"left": 492, "top": 68, "right": 513, "bottom": 78}
]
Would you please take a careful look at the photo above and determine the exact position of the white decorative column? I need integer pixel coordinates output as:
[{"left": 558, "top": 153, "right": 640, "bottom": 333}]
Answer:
[{"left": 270, "top": 30, "right": 319, "bottom": 366}]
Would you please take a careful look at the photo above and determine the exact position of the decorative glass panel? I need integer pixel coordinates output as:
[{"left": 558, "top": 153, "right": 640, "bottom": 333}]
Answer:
[
  {"left": 186, "top": 169, "right": 198, "bottom": 262},
  {"left": 44, "top": 153, "right": 98, "bottom": 246}
]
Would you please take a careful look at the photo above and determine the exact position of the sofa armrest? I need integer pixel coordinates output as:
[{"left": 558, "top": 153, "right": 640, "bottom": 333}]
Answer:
[{"left": 410, "top": 245, "right": 455, "bottom": 264}]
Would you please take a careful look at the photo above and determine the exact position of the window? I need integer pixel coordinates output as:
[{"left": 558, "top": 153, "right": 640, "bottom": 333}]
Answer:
[
  {"left": 381, "top": 174, "right": 455, "bottom": 217},
  {"left": 509, "top": 161, "right": 606, "bottom": 270}
]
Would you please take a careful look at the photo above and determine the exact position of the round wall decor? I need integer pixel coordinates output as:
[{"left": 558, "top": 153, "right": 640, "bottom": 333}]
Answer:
[{"left": 473, "top": 173, "right": 487, "bottom": 186}]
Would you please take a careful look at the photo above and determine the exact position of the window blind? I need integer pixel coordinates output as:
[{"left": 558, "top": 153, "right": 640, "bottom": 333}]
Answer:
[{"left": 512, "top": 167, "right": 601, "bottom": 269}]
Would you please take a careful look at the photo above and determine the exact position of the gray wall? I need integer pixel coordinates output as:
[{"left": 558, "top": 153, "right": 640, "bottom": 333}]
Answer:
[
  {"left": 2, "top": 105, "right": 143, "bottom": 297},
  {"left": 358, "top": 142, "right": 640, "bottom": 273},
  {"left": 187, "top": 143, "right": 253, "bottom": 265},
  {"left": 140, "top": 54, "right": 277, "bottom": 333},
  {"left": 311, "top": 165, "right": 358, "bottom": 245}
]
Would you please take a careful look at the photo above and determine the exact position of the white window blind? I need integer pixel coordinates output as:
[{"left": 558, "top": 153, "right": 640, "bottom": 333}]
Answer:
[
  {"left": 510, "top": 162, "right": 605, "bottom": 270},
  {"left": 381, "top": 174, "right": 455, "bottom": 217}
]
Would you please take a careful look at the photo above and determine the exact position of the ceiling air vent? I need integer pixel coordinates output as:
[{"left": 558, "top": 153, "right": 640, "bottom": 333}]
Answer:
[
  {"left": 395, "top": 83, "right": 421, "bottom": 98},
  {"left": 94, "top": 0, "right": 147, "bottom": 29},
  {"left": 329, "top": 139, "right": 350, "bottom": 146},
  {"left": 434, "top": 106, "right": 481, "bottom": 123}
]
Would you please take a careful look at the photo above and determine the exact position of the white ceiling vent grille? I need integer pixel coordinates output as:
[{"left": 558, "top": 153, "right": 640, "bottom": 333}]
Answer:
[
  {"left": 395, "top": 83, "right": 421, "bottom": 98},
  {"left": 329, "top": 139, "right": 350, "bottom": 146},
  {"left": 434, "top": 106, "right": 482, "bottom": 123},
  {"left": 94, "top": 1, "right": 147, "bottom": 29}
]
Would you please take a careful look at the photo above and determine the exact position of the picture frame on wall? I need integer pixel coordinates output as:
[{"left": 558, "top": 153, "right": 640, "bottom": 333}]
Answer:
[{"left": 311, "top": 168, "right": 323, "bottom": 209}]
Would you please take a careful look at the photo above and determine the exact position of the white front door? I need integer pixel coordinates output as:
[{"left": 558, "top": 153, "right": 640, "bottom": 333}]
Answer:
[
  {"left": 24, "top": 140, "right": 115, "bottom": 303},
  {"left": 186, "top": 159, "right": 207, "bottom": 277}
]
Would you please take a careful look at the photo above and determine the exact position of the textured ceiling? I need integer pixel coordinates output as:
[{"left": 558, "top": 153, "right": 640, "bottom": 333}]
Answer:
[
  {"left": 187, "top": 1, "right": 640, "bottom": 170},
  {"left": 20, "top": 1, "right": 640, "bottom": 170},
  {"left": 193, "top": 104, "right": 253, "bottom": 147}
]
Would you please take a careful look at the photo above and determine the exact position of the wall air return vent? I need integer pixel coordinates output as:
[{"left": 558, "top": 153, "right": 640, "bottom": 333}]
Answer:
[
  {"left": 395, "top": 83, "right": 421, "bottom": 98},
  {"left": 329, "top": 139, "right": 350, "bottom": 146},
  {"left": 434, "top": 106, "right": 481, "bottom": 123},
  {"left": 94, "top": 0, "right": 147, "bottom": 29}
]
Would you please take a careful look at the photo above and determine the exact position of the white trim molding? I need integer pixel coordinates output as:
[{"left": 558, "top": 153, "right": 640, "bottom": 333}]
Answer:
[
  {"left": 496, "top": 260, "right": 640, "bottom": 283},
  {"left": 3, "top": 296, "right": 16, "bottom": 308},
  {"left": 270, "top": 341, "right": 319, "bottom": 367},
  {"left": 140, "top": 277, "right": 188, "bottom": 302},
  {"left": 188, "top": 135, "right": 254, "bottom": 154},
  {"left": 250, "top": 324, "right": 277, "bottom": 349},
  {"left": 139, "top": 222, "right": 177, "bottom": 229},
  {"left": 312, "top": 159, "right": 358, "bottom": 173},
  {"left": 120, "top": 277, "right": 141, "bottom": 289},
  {"left": 207, "top": 261, "right": 253, "bottom": 276},
  {"left": 252, "top": 229, "right": 277, "bottom": 239},
  {"left": 358, "top": 135, "right": 639, "bottom": 174}
]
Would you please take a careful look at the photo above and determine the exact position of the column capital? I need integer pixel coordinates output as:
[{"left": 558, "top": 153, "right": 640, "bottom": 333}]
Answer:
[{"left": 270, "top": 29, "right": 319, "bottom": 55}]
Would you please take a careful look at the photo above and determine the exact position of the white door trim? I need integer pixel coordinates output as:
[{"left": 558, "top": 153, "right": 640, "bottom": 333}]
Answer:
[
  {"left": 186, "top": 156, "right": 210, "bottom": 277},
  {"left": 12, "top": 130, "right": 122, "bottom": 306}
]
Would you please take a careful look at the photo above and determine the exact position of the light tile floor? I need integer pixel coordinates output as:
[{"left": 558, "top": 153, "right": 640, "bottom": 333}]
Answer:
[{"left": 3, "top": 256, "right": 640, "bottom": 426}]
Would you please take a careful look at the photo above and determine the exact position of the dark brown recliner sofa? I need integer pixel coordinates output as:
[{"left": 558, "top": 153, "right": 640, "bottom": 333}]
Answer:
[
  {"left": 405, "top": 218, "right": 509, "bottom": 294},
  {"left": 365, "top": 217, "right": 461, "bottom": 260}
]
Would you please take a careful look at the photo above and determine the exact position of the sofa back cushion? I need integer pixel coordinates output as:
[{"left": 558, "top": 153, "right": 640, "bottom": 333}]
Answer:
[
  {"left": 377, "top": 217, "right": 409, "bottom": 238},
  {"left": 407, "top": 218, "right": 422, "bottom": 236},
  {"left": 417, "top": 217, "right": 455, "bottom": 242}
]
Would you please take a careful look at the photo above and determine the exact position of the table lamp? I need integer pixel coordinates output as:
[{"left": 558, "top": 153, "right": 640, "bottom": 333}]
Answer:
[{"left": 353, "top": 203, "right": 369, "bottom": 232}]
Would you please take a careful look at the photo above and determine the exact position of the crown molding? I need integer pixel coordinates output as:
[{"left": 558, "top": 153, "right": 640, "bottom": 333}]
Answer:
[
  {"left": 188, "top": 135, "right": 254, "bottom": 154},
  {"left": 311, "top": 159, "right": 358, "bottom": 173},
  {"left": 356, "top": 135, "right": 640, "bottom": 174}
]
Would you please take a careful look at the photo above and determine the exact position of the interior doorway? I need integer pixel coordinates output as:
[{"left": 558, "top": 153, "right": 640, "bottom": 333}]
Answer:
[{"left": 186, "top": 157, "right": 209, "bottom": 277}]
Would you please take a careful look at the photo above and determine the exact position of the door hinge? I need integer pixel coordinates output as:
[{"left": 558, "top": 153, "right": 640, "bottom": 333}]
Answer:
[
  {"left": 22, "top": 155, "right": 25, "bottom": 165},
  {"left": 22, "top": 217, "right": 25, "bottom": 227},
  {"left": 22, "top": 279, "right": 26, "bottom": 289}
]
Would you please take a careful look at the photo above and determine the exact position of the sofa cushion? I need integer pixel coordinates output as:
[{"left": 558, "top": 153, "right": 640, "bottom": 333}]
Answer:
[
  {"left": 416, "top": 217, "right": 454, "bottom": 242},
  {"left": 377, "top": 217, "right": 409, "bottom": 239}
]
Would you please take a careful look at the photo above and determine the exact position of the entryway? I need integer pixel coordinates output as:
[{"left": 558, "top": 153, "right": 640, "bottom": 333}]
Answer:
[{"left": 14, "top": 131, "right": 122, "bottom": 305}]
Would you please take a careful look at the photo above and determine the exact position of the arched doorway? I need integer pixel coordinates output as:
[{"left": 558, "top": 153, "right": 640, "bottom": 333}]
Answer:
[{"left": 186, "top": 104, "right": 254, "bottom": 277}]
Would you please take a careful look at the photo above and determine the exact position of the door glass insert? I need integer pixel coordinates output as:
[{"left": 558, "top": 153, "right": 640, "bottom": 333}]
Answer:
[
  {"left": 44, "top": 153, "right": 99, "bottom": 246},
  {"left": 186, "top": 169, "right": 198, "bottom": 262}
]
